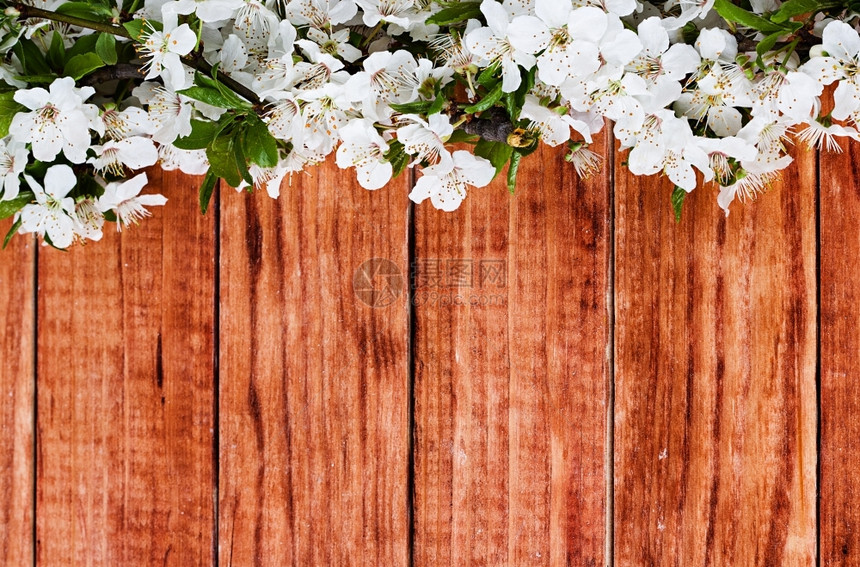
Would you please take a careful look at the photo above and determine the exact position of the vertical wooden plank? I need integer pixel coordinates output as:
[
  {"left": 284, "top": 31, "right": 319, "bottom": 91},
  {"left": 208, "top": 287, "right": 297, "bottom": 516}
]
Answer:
[
  {"left": 614, "top": 149, "right": 817, "bottom": 565},
  {"left": 412, "top": 139, "right": 611, "bottom": 566},
  {"left": 0, "top": 225, "right": 34, "bottom": 566},
  {"left": 218, "top": 161, "right": 410, "bottom": 565},
  {"left": 820, "top": 144, "right": 860, "bottom": 566},
  {"left": 36, "top": 169, "right": 216, "bottom": 566}
]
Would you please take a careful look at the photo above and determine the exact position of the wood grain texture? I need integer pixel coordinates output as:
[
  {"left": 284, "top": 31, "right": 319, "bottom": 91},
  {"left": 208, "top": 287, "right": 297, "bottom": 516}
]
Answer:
[
  {"left": 412, "top": 140, "right": 611, "bottom": 567},
  {"left": 218, "top": 160, "right": 410, "bottom": 566},
  {"left": 614, "top": 148, "right": 817, "bottom": 566},
  {"left": 0, "top": 224, "right": 34, "bottom": 566},
  {"left": 820, "top": 143, "right": 860, "bottom": 566},
  {"left": 36, "top": 169, "right": 216, "bottom": 566}
]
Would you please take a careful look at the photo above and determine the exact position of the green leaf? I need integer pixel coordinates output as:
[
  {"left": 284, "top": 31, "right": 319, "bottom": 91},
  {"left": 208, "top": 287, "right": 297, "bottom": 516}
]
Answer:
[
  {"left": 193, "top": 70, "right": 253, "bottom": 110},
  {"left": 389, "top": 100, "right": 433, "bottom": 114},
  {"left": 464, "top": 81, "right": 504, "bottom": 114},
  {"left": 514, "top": 139, "right": 539, "bottom": 158},
  {"left": 13, "top": 39, "right": 52, "bottom": 76},
  {"left": 122, "top": 19, "right": 158, "bottom": 41},
  {"left": 713, "top": 0, "right": 791, "bottom": 33},
  {"left": 177, "top": 86, "right": 239, "bottom": 109},
  {"left": 447, "top": 129, "right": 480, "bottom": 144},
  {"left": 2, "top": 217, "right": 21, "bottom": 249},
  {"left": 427, "top": 92, "right": 447, "bottom": 115},
  {"left": 95, "top": 33, "right": 118, "bottom": 65},
  {"left": 755, "top": 30, "right": 783, "bottom": 64},
  {"left": 206, "top": 134, "right": 243, "bottom": 188},
  {"left": 198, "top": 170, "right": 217, "bottom": 215},
  {"left": 474, "top": 139, "right": 513, "bottom": 175},
  {"left": 56, "top": 1, "right": 115, "bottom": 21},
  {"left": 771, "top": 0, "right": 840, "bottom": 22},
  {"left": 12, "top": 74, "right": 57, "bottom": 84},
  {"left": 66, "top": 34, "right": 99, "bottom": 60},
  {"left": 507, "top": 67, "right": 536, "bottom": 121},
  {"left": 243, "top": 117, "right": 279, "bottom": 168},
  {"left": 0, "top": 191, "right": 33, "bottom": 220},
  {"left": 0, "top": 92, "right": 25, "bottom": 139},
  {"left": 64, "top": 53, "right": 104, "bottom": 80},
  {"left": 103, "top": 210, "right": 117, "bottom": 222},
  {"left": 477, "top": 63, "right": 500, "bottom": 88},
  {"left": 425, "top": 1, "right": 482, "bottom": 25},
  {"left": 671, "top": 186, "right": 686, "bottom": 223},
  {"left": 233, "top": 134, "right": 253, "bottom": 186},
  {"left": 174, "top": 119, "right": 229, "bottom": 150},
  {"left": 47, "top": 31, "right": 66, "bottom": 70},
  {"left": 507, "top": 151, "right": 522, "bottom": 194},
  {"left": 123, "top": 19, "right": 145, "bottom": 40},
  {"left": 681, "top": 21, "right": 699, "bottom": 44},
  {"left": 384, "top": 140, "right": 410, "bottom": 178}
]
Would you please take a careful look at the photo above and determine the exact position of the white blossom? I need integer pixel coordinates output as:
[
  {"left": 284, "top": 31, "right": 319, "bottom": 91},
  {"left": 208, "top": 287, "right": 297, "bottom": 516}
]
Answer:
[
  {"left": 139, "top": 22, "right": 197, "bottom": 89},
  {"left": 465, "top": 0, "right": 550, "bottom": 92},
  {"left": 397, "top": 114, "right": 453, "bottom": 165},
  {"left": 336, "top": 119, "right": 393, "bottom": 189},
  {"left": 89, "top": 137, "right": 160, "bottom": 176},
  {"left": 18, "top": 165, "right": 78, "bottom": 248},
  {"left": 409, "top": 151, "right": 495, "bottom": 211},
  {"left": 133, "top": 83, "right": 194, "bottom": 144},
  {"left": 165, "top": 0, "right": 244, "bottom": 23},
  {"left": 802, "top": 21, "right": 860, "bottom": 121},
  {"left": 9, "top": 77, "right": 98, "bottom": 164},
  {"left": 0, "top": 139, "right": 29, "bottom": 201},
  {"left": 285, "top": 0, "right": 358, "bottom": 27},
  {"left": 98, "top": 173, "right": 167, "bottom": 230}
]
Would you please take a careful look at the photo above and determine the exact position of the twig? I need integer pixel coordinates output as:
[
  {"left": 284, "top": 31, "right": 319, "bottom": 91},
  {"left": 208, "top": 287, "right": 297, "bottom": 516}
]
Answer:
[
  {"left": 80, "top": 63, "right": 144, "bottom": 85},
  {"left": 15, "top": 3, "right": 131, "bottom": 38},
  {"left": 13, "top": 3, "right": 263, "bottom": 107}
]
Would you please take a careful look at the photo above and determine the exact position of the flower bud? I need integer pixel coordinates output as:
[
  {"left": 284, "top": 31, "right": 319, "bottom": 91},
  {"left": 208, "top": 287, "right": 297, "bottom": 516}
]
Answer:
[{"left": 809, "top": 44, "right": 825, "bottom": 58}]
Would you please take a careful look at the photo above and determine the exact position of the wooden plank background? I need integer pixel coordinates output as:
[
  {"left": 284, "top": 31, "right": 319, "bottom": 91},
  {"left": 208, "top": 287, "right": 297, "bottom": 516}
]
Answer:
[{"left": 0, "top": 141, "right": 856, "bottom": 566}]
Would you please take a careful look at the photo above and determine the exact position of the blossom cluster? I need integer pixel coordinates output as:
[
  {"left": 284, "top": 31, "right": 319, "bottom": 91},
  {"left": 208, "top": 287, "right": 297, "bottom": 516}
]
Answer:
[{"left": 0, "top": 0, "right": 858, "bottom": 247}]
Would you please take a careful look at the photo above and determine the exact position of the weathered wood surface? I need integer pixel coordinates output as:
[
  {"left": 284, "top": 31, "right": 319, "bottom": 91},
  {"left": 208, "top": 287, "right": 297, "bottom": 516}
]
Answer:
[
  {"left": 613, "top": 148, "right": 817, "bottom": 565},
  {"left": 35, "top": 169, "right": 216, "bottom": 566},
  {"left": 412, "top": 139, "right": 611, "bottom": 566},
  {"left": 2, "top": 142, "right": 852, "bottom": 566},
  {"left": 218, "top": 160, "right": 410, "bottom": 565},
  {"left": 0, "top": 224, "right": 34, "bottom": 566},
  {"left": 821, "top": 144, "right": 860, "bottom": 567}
]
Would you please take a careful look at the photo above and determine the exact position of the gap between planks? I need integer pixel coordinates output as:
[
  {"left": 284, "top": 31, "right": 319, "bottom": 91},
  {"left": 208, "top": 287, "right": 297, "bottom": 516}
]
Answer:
[
  {"left": 32, "top": 237, "right": 39, "bottom": 567},
  {"left": 213, "top": 181, "right": 222, "bottom": 567},
  {"left": 606, "top": 133, "right": 617, "bottom": 567}
]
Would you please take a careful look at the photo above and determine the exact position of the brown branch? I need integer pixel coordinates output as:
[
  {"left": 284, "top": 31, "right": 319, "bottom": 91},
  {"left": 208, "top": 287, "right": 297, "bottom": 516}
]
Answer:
[
  {"left": 462, "top": 107, "right": 514, "bottom": 143},
  {"left": 80, "top": 63, "right": 144, "bottom": 85},
  {"left": 13, "top": 4, "right": 263, "bottom": 107},
  {"left": 14, "top": 3, "right": 131, "bottom": 38}
]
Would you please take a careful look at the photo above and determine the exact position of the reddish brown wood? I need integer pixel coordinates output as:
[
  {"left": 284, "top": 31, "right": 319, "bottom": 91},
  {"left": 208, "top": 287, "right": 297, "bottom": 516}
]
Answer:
[
  {"left": 613, "top": 148, "right": 817, "bottom": 565},
  {"left": 412, "top": 140, "right": 611, "bottom": 566},
  {"left": 820, "top": 143, "right": 860, "bottom": 566},
  {"left": 36, "top": 169, "right": 216, "bottom": 566},
  {"left": 0, "top": 223, "right": 34, "bottom": 566},
  {"left": 218, "top": 160, "right": 410, "bottom": 566}
]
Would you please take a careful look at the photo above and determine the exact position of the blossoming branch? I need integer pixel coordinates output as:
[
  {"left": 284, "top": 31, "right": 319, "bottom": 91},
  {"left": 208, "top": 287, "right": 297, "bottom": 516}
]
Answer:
[{"left": 0, "top": 0, "right": 856, "bottom": 247}]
